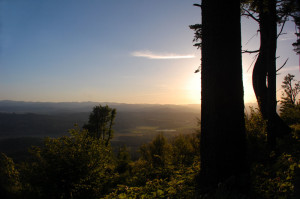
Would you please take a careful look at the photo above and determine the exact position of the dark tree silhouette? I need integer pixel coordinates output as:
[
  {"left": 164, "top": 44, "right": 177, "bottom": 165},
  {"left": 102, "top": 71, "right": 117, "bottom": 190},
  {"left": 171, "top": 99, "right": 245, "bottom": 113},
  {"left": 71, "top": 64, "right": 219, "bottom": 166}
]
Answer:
[
  {"left": 280, "top": 73, "right": 300, "bottom": 124},
  {"left": 0, "top": 153, "right": 20, "bottom": 198},
  {"left": 242, "top": 0, "right": 295, "bottom": 149},
  {"left": 291, "top": 0, "right": 300, "bottom": 53},
  {"left": 281, "top": 74, "right": 300, "bottom": 105},
  {"left": 199, "top": 0, "right": 247, "bottom": 188},
  {"left": 252, "top": 0, "right": 282, "bottom": 148},
  {"left": 83, "top": 105, "right": 116, "bottom": 146},
  {"left": 193, "top": 1, "right": 298, "bottom": 149}
]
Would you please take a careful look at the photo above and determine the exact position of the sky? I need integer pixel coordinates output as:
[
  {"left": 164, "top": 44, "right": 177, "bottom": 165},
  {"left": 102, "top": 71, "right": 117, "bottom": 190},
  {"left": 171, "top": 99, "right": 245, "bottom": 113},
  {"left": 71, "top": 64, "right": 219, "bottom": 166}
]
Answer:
[{"left": 0, "top": 0, "right": 299, "bottom": 105}]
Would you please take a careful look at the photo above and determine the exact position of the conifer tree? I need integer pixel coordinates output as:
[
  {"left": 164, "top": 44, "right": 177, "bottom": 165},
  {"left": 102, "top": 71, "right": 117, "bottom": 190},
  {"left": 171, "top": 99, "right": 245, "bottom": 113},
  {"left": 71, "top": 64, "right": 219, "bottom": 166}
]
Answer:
[
  {"left": 83, "top": 105, "right": 116, "bottom": 146},
  {"left": 199, "top": 0, "right": 247, "bottom": 188},
  {"left": 280, "top": 73, "right": 300, "bottom": 124}
]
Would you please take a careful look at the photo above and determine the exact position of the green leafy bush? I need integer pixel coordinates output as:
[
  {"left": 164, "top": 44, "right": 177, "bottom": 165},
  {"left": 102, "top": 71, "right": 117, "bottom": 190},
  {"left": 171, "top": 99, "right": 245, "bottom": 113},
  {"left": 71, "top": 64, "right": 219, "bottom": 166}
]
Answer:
[
  {"left": 103, "top": 161, "right": 200, "bottom": 199},
  {"left": 251, "top": 153, "right": 299, "bottom": 198},
  {"left": 245, "top": 107, "right": 268, "bottom": 162},
  {"left": 20, "top": 126, "right": 116, "bottom": 199},
  {"left": 0, "top": 153, "right": 20, "bottom": 198}
]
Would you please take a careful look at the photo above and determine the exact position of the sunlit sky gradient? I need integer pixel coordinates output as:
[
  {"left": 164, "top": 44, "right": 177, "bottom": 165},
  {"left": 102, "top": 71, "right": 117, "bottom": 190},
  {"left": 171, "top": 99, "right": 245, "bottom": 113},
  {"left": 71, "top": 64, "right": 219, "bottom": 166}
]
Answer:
[{"left": 1, "top": 0, "right": 299, "bottom": 104}]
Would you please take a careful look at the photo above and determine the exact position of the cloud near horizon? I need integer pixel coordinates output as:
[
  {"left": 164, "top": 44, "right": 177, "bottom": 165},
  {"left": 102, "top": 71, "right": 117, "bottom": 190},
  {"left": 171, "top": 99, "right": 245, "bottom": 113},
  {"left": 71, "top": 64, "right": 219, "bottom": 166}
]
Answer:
[
  {"left": 279, "top": 66, "right": 299, "bottom": 72},
  {"left": 131, "top": 50, "right": 195, "bottom": 59}
]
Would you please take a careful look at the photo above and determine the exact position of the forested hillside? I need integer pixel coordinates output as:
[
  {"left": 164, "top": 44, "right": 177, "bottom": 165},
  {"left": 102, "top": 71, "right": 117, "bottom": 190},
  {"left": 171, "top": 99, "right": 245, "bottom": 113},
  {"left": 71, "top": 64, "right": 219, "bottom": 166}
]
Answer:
[
  {"left": 0, "top": 102, "right": 200, "bottom": 163},
  {"left": 0, "top": 105, "right": 299, "bottom": 198},
  {"left": 0, "top": 101, "right": 200, "bottom": 138},
  {"left": 1, "top": 0, "right": 300, "bottom": 198}
]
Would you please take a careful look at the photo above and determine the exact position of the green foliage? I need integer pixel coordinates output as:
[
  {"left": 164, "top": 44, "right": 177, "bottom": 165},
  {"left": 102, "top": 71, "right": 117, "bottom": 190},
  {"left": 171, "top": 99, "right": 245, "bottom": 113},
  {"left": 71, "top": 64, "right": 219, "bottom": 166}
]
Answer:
[
  {"left": 251, "top": 153, "right": 300, "bottom": 199},
  {"left": 83, "top": 105, "right": 116, "bottom": 145},
  {"left": 281, "top": 74, "right": 300, "bottom": 105},
  {"left": 197, "top": 176, "right": 249, "bottom": 199},
  {"left": 116, "top": 145, "right": 131, "bottom": 174},
  {"left": 129, "top": 159, "right": 152, "bottom": 186},
  {"left": 245, "top": 107, "right": 268, "bottom": 162},
  {"left": 134, "top": 133, "right": 173, "bottom": 184},
  {"left": 280, "top": 73, "right": 300, "bottom": 125},
  {"left": 122, "top": 133, "right": 200, "bottom": 189},
  {"left": 133, "top": 133, "right": 200, "bottom": 185},
  {"left": 1, "top": 105, "right": 299, "bottom": 198},
  {"left": 244, "top": 105, "right": 300, "bottom": 198},
  {"left": 103, "top": 161, "right": 200, "bottom": 199},
  {"left": 280, "top": 103, "right": 300, "bottom": 125},
  {"left": 291, "top": 124, "right": 300, "bottom": 139},
  {"left": 20, "top": 127, "right": 116, "bottom": 199},
  {"left": 245, "top": 106, "right": 267, "bottom": 136},
  {"left": 245, "top": 108, "right": 300, "bottom": 198},
  {"left": 140, "top": 133, "right": 172, "bottom": 169},
  {"left": 170, "top": 134, "right": 199, "bottom": 167},
  {"left": 0, "top": 153, "right": 20, "bottom": 198},
  {"left": 115, "top": 145, "right": 132, "bottom": 184}
]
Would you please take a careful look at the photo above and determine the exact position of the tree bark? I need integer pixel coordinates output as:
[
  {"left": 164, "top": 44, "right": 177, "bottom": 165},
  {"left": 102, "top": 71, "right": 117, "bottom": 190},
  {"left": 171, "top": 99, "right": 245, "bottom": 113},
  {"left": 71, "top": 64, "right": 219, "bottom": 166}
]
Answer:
[
  {"left": 200, "top": 0, "right": 247, "bottom": 188},
  {"left": 252, "top": 0, "right": 291, "bottom": 149}
]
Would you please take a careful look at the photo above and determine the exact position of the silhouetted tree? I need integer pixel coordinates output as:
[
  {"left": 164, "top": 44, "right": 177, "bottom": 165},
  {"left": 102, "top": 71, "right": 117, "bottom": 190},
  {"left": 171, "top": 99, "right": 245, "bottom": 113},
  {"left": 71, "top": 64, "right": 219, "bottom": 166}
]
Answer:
[
  {"left": 281, "top": 73, "right": 300, "bottom": 104},
  {"left": 83, "top": 105, "right": 116, "bottom": 146},
  {"left": 280, "top": 73, "right": 300, "bottom": 124},
  {"left": 191, "top": 2, "right": 298, "bottom": 149},
  {"left": 242, "top": 0, "right": 296, "bottom": 148},
  {"left": 252, "top": 0, "right": 282, "bottom": 148},
  {"left": 199, "top": 0, "right": 247, "bottom": 189},
  {"left": 290, "top": 0, "right": 300, "bottom": 53}
]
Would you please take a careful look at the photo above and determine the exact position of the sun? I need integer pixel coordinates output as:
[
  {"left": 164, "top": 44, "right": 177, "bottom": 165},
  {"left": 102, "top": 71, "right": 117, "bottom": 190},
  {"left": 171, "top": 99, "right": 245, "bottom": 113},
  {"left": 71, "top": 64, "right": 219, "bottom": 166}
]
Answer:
[
  {"left": 182, "top": 71, "right": 257, "bottom": 105},
  {"left": 184, "top": 74, "right": 201, "bottom": 104},
  {"left": 243, "top": 73, "right": 257, "bottom": 103}
]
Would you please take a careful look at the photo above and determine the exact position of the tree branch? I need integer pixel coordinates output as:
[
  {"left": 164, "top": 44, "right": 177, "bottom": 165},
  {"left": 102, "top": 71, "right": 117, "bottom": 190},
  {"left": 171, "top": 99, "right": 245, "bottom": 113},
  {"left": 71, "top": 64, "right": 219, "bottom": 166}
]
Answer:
[
  {"left": 277, "top": 16, "right": 287, "bottom": 38},
  {"left": 193, "top": 4, "right": 202, "bottom": 8},
  {"left": 242, "top": 49, "right": 260, "bottom": 54},
  {"left": 276, "top": 58, "right": 289, "bottom": 73},
  {"left": 245, "top": 31, "right": 259, "bottom": 45},
  {"left": 247, "top": 53, "right": 259, "bottom": 72},
  {"left": 242, "top": 8, "right": 260, "bottom": 23}
]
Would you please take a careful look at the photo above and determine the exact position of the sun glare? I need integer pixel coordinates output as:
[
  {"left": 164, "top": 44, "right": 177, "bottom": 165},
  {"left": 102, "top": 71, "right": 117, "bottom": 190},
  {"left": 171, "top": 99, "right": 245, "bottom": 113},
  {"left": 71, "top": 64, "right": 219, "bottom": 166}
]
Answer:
[
  {"left": 185, "top": 74, "right": 201, "bottom": 104},
  {"left": 183, "top": 72, "right": 257, "bottom": 105},
  {"left": 243, "top": 72, "right": 257, "bottom": 103}
]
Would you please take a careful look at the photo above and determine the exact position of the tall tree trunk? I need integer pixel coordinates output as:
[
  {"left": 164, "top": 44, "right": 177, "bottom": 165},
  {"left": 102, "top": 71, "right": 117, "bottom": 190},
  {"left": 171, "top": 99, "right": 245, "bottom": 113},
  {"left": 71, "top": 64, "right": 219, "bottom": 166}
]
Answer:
[
  {"left": 252, "top": 0, "right": 291, "bottom": 149},
  {"left": 200, "top": 0, "right": 247, "bottom": 188}
]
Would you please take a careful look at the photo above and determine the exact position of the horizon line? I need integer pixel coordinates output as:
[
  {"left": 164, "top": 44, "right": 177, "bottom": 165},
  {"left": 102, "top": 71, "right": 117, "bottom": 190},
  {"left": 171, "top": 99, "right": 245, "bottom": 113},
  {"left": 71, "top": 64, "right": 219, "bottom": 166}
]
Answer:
[{"left": 0, "top": 99, "right": 260, "bottom": 106}]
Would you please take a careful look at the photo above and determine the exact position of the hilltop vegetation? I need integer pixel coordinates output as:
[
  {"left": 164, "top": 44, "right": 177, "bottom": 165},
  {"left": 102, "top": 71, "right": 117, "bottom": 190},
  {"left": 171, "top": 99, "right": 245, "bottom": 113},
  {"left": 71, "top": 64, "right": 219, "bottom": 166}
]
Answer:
[
  {"left": 0, "top": 102, "right": 200, "bottom": 162},
  {"left": 0, "top": 77, "right": 298, "bottom": 198},
  {"left": 0, "top": 101, "right": 299, "bottom": 198}
]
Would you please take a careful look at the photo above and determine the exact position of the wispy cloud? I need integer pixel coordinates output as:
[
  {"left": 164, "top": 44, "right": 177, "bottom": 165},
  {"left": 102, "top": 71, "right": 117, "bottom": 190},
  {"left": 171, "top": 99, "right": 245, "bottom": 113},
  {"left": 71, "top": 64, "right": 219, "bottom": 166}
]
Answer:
[
  {"left": 279, "top": 31, "right": 297, "bottom": 41},
  {"left": 279, "top": 36, "right": 296, "bottom": 41},
  {"left": 279, "top": 66, "right": 299, "bottom": 72},
  {"left": 131, "top": 50, "right": 195, "bottom": 59}
]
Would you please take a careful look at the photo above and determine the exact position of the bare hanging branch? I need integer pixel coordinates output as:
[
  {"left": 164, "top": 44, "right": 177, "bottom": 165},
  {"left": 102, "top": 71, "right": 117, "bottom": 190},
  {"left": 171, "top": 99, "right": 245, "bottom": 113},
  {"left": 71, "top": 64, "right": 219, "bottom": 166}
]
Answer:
[
  {"left": 193, "top": 4, "right": 202, "bottom": 8},
  {"left": 247, "top": 53, "right": 259, "bottom": 72},
  {"left": 245, "top": 31, "right": 259, "bottom": 45},
  {"left": 242, "top": 49, "right": 260, "bottom": 54},
  {"left": 277, "top": 16, "right": 288, "bottom": 38},
  {"left": 276, "top": 58, "right": 289, "bottom": 73}
]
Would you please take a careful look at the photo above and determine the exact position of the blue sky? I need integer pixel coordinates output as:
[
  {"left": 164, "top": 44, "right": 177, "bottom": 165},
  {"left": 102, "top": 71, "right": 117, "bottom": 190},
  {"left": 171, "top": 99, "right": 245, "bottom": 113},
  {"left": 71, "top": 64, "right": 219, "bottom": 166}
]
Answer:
[{"left": 1, "top": 0, "right": 299, "bottom": 104}]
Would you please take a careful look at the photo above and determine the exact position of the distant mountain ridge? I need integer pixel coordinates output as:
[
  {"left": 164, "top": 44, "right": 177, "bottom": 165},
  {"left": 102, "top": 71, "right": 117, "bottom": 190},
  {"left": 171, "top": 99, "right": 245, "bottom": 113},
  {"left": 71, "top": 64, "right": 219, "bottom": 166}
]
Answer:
[
  {"left": 0, "top": 100, "right": 258, "bottom": 160},
  {"left": 0, "top": 101, "right": 202, "bottom": 139},
  {"left": 0, "top": 100, "right": 201, "bottom": 114}
]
